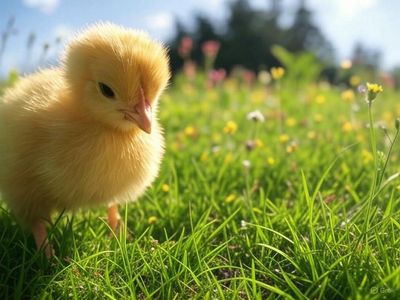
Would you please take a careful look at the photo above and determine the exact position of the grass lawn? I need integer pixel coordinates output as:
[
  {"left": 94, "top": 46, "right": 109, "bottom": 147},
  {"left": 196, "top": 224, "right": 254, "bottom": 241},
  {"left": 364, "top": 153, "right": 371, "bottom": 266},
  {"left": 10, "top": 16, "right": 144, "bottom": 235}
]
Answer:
[{"left": 1, "top": 73, "right": 400, "bottom": 299}]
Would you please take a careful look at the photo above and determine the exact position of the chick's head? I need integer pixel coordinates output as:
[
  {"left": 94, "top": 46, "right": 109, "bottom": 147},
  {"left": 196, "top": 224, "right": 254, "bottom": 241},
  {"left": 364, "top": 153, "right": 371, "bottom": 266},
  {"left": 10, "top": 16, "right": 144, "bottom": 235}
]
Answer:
[{"left": 63, "top": 23, "right": 170, "bottom": 132}]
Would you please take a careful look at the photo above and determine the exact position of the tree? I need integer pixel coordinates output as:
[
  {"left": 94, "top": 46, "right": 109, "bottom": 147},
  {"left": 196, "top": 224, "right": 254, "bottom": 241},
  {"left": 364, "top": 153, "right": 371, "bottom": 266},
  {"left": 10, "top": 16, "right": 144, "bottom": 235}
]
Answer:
[
  {"left": 167, "top": 0, "right": 334, "bottom": 74},
  {"left": 284, "top": 0, "right": 334, "bottom": 63},
  {"left": 168, "top": 19, "right": 190, "bottom": 74}
]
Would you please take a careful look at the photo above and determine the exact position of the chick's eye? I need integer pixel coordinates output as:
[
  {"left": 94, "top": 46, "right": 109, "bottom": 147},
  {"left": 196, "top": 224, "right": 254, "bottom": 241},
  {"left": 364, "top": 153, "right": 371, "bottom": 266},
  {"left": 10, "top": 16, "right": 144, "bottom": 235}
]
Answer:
[{"left": 98, "top": 82, "right": 115, "bottom": 99}]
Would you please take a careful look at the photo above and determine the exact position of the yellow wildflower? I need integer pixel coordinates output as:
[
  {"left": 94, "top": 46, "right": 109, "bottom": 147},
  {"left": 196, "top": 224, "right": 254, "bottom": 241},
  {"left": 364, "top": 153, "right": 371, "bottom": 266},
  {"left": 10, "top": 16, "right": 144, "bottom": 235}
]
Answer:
[
  {"left": 314, "top": 114, "right": 324, "bottom": 123},
  {"left": 315, "top": 95, "right": 326, "bottom": 104},
  {"left": 200, "top": 151, "right": 209, "bottom": 162},
  {"left": 223, "top": 121, "right": 238, "bottom": 134},
  {"left": 212, "top": 133, "right": 222, "bottom": 143},
  {"left": 340, "top": 59, "right": 352, "bottom": 69},
  {"left": 254, "top": 138, "right": 263, "bottom": 148},
  {"left": 307, "top": 131, "right": 316, "bottom": 140},
  {"left": 362, "top": 149, "right": 373, "bottom": 164},
  {"left": 342, "top": 121, "right": 353, "bottom": 133},
  {"left": 286, "top": 142, "right": 298, "bottom": 154},
  {"left": 279, "top": 134, "right": 289, "bottom": 143},
  {"left": 356, "top": 134, "right": 365, "bottom": 142},
  {"left": 350, "top": 75, "right": 361, "bottom": 87},
  {"left": 270, "top": 67, "right": 285, "bottom": 80},
  {"left": 341, "top": 89, "right": 355, "bottom": 102},
  {"left": 267, "top": 157, "right": 276, "bottom": 166},
  {"left": 184, "top": 126, "right": 196, "bottom": 137},
  {"left": 366, "top": 82, "right": 383, "bottom": 101},
  {"left": 148, "top": 216, "right": 158, "bottom": 225},
  {"left": 286, "top": 117, "right": 297, "bottom": 127},
  {"left": 367, "top": 82, "right": 383, "bottom": 93},
  {"left": 250, "top": 90, "right": 264, "bottom": 104},
  {"left": 224, "top": 152, "right": 234, "bottom": 164},
  {"left": 161, "top": 184, "right": 170, "bottom": 193},
  {"left": 225, "top": 194, "right": 236, "bottom": 203}
]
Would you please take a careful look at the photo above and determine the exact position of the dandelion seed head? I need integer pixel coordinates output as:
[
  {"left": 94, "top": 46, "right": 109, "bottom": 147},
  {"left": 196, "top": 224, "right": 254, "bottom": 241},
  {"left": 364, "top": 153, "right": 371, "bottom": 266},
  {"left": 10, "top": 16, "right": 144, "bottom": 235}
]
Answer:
[
  {"left": 242, "top": 160, "right": 251, "bottom": 169},
  {"left": 212, "top": 146, "right": 221, "bottom": 153},
  {"left": 246, "top": 140, "right": 256, "bottom": 151},
  {"left": 258, "top": 70, "right": 271, "bottom": 85},
  {"left": 246, "top": 110, "right": 265, "bottom": 122},
  {"left": 240, "top": 220, "right": 248, "bottom": 228}
]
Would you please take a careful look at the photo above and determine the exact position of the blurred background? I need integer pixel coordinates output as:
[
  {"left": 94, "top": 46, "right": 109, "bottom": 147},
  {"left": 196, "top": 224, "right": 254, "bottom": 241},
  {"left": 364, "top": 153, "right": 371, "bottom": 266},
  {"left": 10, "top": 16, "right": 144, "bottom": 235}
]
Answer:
[{"left": 0, "top": 0, "right": 398, "bottom": 87}]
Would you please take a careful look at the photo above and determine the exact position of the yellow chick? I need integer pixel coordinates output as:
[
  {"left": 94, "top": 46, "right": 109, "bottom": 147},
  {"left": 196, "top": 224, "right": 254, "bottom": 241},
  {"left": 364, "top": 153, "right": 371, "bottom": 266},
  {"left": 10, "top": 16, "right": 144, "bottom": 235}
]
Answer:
[{"left": 0, "top": 23, "right": 170, "bottom": 257}]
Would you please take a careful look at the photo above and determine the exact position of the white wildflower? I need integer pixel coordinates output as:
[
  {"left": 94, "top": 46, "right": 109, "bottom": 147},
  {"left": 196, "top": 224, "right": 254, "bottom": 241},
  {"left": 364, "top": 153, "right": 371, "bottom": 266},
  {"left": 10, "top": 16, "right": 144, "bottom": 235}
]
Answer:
[{"left": 246, "top": 110, "right": 265, "bottom": 123}]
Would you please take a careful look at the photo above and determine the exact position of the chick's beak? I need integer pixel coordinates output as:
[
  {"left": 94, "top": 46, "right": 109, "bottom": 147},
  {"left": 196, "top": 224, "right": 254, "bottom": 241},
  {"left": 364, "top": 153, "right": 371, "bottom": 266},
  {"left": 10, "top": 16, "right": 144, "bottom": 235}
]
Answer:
[{"left": 123, "top": 88, "right": 152, "bottom": 134}]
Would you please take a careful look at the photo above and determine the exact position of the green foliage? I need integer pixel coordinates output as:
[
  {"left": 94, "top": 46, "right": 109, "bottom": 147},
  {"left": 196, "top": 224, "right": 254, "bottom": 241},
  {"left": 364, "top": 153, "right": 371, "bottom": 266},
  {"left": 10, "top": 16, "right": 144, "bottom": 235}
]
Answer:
[
  {"left": 0, "top": 69, "right": 19, "bottom": 96},
  {"left": 272, "top": 45, "right": 322, "bottom": 86},
  {"left": 7, "top": 69, "right": 19, "bottom": 86}
]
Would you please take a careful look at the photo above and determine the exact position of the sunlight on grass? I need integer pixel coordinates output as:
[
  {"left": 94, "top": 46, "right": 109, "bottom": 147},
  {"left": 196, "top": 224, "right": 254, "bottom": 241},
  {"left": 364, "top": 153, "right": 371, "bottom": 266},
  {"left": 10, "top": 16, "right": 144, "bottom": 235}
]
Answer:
[{"left": 1, "top": 71, "right": 400, "bottom": 299}]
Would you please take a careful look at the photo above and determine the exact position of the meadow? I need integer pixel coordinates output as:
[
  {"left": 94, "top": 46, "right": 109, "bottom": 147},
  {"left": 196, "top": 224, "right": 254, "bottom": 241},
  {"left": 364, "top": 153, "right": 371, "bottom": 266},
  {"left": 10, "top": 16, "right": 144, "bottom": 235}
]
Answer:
[{"left": 0, "top": 61, "right": 400, "bottom": 299}]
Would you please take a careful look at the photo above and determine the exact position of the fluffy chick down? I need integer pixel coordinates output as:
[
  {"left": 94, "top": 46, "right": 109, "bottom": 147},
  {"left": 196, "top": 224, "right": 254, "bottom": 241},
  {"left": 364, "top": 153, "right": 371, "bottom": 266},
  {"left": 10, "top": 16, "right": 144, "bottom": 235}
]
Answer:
[{"left": 0, "top": 23, "right": 170, "bottom": 227}]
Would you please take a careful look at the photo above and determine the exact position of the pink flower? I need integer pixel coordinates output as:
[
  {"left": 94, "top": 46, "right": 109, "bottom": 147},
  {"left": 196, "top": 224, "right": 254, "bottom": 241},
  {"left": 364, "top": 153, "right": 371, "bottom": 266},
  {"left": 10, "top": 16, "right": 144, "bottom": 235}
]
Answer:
[
  {"left": 184, "top": 60, "right": 197, "bottom": 80},
  {"left": 208, "top": 68, "right": 226, "bottom": 86},
  {"left": 202, "top": 40, "right": 221, "bottom": 58},
  {"left": 179, "top": 36, "right": 193, "bottom": 58},
  {"left": 242, "top": 70, "right": 255, "bottom": 85}
]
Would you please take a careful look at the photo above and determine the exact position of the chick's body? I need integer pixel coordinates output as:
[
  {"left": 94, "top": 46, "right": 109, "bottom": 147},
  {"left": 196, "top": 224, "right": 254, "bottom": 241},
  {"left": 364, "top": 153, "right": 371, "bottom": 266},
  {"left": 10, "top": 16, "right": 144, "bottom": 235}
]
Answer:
[{"left": 0, "top": 23, "right": 170, "bottom": 231}]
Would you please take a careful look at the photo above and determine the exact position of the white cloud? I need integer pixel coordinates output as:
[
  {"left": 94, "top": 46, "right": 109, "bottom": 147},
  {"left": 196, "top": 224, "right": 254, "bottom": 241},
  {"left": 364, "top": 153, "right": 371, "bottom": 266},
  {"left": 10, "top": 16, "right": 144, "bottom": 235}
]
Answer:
[
  {"left": 335, "top": 0, "right": 378, "bottom": 18},
  {"left": 206, "top": 0, "right": 224, "bottom": 9},
  {"left": 22, "top": 0, "right": 60, "bottom": 14},
  {"left": 144, "top": 12, "right": 173, "bottom": 31}
]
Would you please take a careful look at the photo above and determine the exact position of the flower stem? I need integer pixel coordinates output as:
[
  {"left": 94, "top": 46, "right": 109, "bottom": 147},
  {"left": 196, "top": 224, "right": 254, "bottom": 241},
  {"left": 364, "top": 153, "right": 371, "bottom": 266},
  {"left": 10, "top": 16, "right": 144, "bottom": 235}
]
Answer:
[{"left": 363, "top": 102, "right": 378, "bottom": 234}]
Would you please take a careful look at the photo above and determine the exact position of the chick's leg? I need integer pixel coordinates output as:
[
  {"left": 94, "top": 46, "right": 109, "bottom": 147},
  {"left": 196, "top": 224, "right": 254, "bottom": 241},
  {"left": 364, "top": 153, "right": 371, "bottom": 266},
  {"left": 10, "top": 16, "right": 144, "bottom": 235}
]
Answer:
[
  {"left": 32, "top": 219, "right": 54, "bottom": 258},
  {"left": 107, "top": 204, "right": 121, "bottom": 233}
]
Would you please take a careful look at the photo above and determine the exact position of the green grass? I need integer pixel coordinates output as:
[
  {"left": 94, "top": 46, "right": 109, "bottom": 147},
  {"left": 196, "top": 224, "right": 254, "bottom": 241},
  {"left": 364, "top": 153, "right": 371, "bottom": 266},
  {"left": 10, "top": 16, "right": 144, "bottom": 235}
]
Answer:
[{"left": 1, "top": 75, "right": 400, "bottom": 299}]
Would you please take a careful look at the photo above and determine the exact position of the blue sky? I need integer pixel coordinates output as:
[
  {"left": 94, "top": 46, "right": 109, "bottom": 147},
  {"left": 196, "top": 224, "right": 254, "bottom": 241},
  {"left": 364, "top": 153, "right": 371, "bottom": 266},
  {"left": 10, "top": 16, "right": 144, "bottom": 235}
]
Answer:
[{"left": 0, "top": 0, "right": 398, "bottom": 75}]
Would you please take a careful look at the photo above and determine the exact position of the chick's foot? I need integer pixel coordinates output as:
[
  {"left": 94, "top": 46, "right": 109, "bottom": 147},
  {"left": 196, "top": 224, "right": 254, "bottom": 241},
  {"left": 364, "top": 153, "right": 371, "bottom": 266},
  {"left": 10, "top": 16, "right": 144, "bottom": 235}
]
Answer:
[
  {"left": 32, "top": 219, "right": 54, "bottom": 258},
  {"left": 108, "top": 204, "right": 121, "bottom": 234}
]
